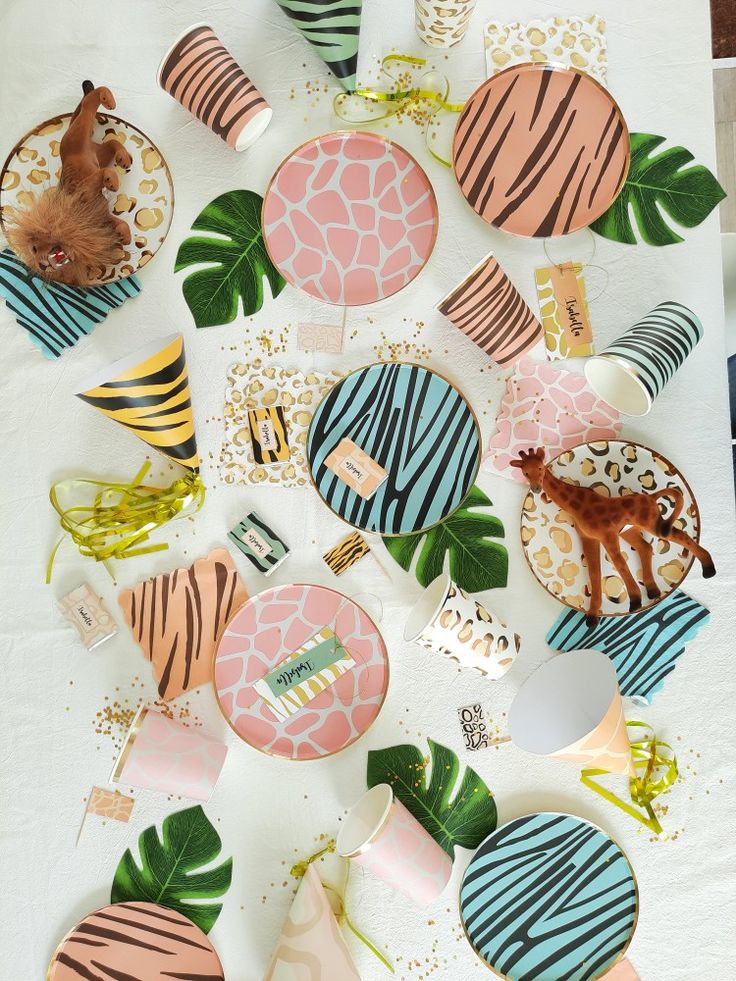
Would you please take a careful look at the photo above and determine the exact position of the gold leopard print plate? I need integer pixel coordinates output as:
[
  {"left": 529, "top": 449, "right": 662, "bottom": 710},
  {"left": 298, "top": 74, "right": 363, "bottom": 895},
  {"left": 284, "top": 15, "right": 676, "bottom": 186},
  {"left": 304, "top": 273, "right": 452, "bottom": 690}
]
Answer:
[
  {"left": 520, "top": 440, "right": 701, "bottom": 617},
  {"left": 0, "top": 112, "right": 174, "bottom": 285}
]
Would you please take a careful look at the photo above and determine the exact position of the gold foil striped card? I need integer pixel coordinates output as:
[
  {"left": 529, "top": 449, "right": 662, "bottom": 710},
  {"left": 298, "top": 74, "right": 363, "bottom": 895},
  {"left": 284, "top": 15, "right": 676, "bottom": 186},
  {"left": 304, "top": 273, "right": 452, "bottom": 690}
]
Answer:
[{"left": 253, "top": 627, "right": 356, "bottom": 722}]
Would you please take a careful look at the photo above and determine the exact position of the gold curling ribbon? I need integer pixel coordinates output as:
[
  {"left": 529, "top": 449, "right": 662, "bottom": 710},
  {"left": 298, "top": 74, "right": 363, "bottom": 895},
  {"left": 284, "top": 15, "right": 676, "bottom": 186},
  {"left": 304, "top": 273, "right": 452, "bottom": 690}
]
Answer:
[
  {"left": 581, "top": 721, "right": 679, "bottom": 840},
  {"left": 334, "top": 54, "right": 464, "bottom": 167},
  {"left": 291, "top": 839, "right": 394, "bottom": 974},
  {"left": 46, "top": 462, "right": 205, "bottom": 583}
]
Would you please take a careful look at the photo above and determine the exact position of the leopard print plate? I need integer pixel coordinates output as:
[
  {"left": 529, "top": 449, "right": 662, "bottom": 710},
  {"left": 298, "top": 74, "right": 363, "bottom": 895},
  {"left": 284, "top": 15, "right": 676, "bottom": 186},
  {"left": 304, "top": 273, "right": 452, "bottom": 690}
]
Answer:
[
  {"left": 521, "top": 440, "right": 700, "bottom": 616},
  {"left": 0, "top": 112, "right": 174, "bottom": 284}
]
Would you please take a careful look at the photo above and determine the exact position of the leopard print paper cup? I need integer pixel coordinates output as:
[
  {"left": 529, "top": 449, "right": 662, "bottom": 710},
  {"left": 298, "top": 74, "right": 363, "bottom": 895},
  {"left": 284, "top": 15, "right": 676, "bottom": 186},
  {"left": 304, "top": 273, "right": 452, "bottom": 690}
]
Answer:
[
  {"left": 157, "top": 23, "right": 272, "bottom": 151},
  {"left": 336, "top": 784, "right": 452, "bottom": 906},
  {"left": 404, "top": 573, "right": 519, "bottom": 679},
  {"left": 415, "top": 1, "right": 477, "bottom": 47}
]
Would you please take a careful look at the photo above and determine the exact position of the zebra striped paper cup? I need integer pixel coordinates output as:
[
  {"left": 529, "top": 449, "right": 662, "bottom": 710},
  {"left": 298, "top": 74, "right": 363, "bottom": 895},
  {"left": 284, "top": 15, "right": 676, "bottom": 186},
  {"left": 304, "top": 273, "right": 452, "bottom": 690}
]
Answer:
[
  {"left": 437, "top": 252, "right": 543, "bottom": 366},
  {"left": 585, "top": 301, "right": 704, "bottom": 416},
  {"left": 157, "top": 24, "right": 272, "bottom": 151}
]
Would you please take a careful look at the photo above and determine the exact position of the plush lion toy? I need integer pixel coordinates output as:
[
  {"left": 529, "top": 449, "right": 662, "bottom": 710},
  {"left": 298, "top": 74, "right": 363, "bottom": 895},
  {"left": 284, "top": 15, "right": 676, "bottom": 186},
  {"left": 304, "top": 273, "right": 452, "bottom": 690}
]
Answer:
[{"left": 5, "top": 81, "right": 133, "bottom": 286}]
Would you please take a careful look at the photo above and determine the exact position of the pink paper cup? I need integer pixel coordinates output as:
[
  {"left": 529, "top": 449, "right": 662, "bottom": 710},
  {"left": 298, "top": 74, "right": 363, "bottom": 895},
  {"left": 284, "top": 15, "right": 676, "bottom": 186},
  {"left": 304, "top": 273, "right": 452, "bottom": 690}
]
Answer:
[
  {"left": 336, "top": 784, "right": 452, "bottom": 906},
  {"left": 157, "top": 23, "right": 272, "bottom": 151},
  {"left": 437, "top": 251, "right": 543, "bottom": 366},
  {"left": 111, "top": 706, "right": 228, "bottom": 801}
]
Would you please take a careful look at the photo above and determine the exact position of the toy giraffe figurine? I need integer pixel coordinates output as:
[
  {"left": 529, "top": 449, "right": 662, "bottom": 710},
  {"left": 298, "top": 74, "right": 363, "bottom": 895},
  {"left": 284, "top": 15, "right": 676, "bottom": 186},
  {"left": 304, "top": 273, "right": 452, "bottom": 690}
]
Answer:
[{"left": 511, "top": 447, "right": 715, "bottom": 623}]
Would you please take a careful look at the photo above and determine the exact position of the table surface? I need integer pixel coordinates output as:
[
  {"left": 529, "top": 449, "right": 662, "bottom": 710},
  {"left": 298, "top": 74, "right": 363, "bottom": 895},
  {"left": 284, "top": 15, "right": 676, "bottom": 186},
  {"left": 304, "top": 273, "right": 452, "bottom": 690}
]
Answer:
[{"left": 1, "top": 2, "right": 734, "bottom": 980}]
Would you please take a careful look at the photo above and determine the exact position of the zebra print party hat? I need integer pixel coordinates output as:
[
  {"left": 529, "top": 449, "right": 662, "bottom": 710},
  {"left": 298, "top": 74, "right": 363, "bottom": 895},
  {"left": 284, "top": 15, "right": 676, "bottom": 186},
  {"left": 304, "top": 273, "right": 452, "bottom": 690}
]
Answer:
[
  {"left": 274, "top": 0, "right": 363, "bottom": 92},
  {"left": 47, "top": 334, "right": 205, "bottom": 581},
  {"left": 585, "top": 300, "right": 703, "bottom": 416},
  {"left": 76, "top": 333, "right": 199, "bottom": 470}
]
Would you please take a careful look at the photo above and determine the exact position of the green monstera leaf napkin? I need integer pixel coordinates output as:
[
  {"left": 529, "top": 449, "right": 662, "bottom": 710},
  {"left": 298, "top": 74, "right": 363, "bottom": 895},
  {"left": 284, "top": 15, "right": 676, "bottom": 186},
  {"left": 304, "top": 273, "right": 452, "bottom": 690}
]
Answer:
[
  {"left": 367, "top": 739, "right": 497, "bottom": 859},
  {"left": 382, "top": 485, "right": 508, "bottom": 592},
  {"left": 111, "top": 804, "right": 232, "bottom": 933},
  {"left": 175, "top": 189, "right": 286, "bottom": 328},
  {"left": 590, "top": 132, "right": 726, "bottom": 247}
]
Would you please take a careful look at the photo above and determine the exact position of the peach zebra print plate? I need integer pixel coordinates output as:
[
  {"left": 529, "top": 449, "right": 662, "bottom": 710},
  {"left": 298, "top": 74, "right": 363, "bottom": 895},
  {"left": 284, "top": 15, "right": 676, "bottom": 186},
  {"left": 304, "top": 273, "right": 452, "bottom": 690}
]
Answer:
[
  {"left": 0, "top": 112, "right": 174, "bottom": 284},
  {"left": 47, "top": 902, "right": 223, "bottom": 980},
  {"left": 262, "top": 131, "right": 438, "bottom": 306},
  {"left": 453, "top": 63, "right": 629, "bottom": 237},
  {"left": 521, "top": 440, "right": 700, "bottom": 617},
  {"left": 214, "top": 583, "right": 389, "bottom": 760}
]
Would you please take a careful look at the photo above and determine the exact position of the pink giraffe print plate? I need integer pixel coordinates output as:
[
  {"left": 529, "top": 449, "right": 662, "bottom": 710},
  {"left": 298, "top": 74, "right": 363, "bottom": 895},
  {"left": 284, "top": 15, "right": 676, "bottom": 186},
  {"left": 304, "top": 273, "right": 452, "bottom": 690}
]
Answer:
[
  {"left": 262, "top": 131, "right": 439, "bottom": 306},
  {"left": 214, "top": 584, "right": 389, "bottom": 760}
]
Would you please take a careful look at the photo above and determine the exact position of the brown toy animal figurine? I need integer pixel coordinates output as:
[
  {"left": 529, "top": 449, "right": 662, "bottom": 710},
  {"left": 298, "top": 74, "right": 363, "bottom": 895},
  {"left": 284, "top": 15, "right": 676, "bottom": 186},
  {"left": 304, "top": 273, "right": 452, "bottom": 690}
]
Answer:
[
  {"left": 511, "top": 447, "right": 716, "bottom": 623},
  {"left": 5, "top": 81, "right": 133, "bottom": 286}
]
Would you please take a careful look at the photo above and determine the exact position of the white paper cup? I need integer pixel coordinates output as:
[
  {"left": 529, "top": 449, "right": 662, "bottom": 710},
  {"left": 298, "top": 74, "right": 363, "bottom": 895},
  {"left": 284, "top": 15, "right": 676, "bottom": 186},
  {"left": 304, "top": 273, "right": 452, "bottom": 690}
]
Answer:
[
  {"left": 584, "top": 300, "right": 704, "bottom": 416},
  {"left": 414, "top": 0, "right": 477, "bottom": 47},
  {"left": 336, "top": 784, "right": 452, "bottom": 906},
  {"left": 404, "top": 573, "right": 519, "bottom": 679},
  {"left": 509, "top": 650, "right": 634, "bottom": 776}
]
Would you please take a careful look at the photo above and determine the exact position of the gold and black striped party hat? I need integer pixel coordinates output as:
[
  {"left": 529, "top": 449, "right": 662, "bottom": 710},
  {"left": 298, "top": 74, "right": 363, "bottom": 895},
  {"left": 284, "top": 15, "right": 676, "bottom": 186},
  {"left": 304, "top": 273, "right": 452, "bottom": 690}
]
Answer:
[{"left": 76, "top": 333, "right": 199, "bottom": 470}]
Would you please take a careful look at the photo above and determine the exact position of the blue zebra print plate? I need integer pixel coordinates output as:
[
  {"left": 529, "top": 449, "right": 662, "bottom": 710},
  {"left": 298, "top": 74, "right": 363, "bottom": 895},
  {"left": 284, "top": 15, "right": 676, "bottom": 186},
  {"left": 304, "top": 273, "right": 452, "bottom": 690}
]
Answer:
[
  {"left": 460, "top": 813, "right": 638, "bottom": 981},
  {"left": 307, "top": 362, "right": 481, "bottom": 535}
]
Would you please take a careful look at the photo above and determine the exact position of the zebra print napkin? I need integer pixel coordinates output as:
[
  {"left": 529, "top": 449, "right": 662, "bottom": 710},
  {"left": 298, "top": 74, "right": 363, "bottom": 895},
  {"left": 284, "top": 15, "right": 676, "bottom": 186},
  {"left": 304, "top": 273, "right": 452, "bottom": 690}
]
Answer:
[
  {"left": 0, "top": 248, "right": 141, "bottom": 359},
  {"left": 546, "top": 588, "right": 710, "bottom": 704}
]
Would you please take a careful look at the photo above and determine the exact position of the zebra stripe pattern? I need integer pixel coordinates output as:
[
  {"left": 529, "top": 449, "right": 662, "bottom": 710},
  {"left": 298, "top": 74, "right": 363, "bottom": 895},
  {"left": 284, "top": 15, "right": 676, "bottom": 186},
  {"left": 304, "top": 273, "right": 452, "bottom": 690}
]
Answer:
[
  {"left": 591, "top": 301, "right": 704, "bottom": 404},
  {"left": 119, "top": 548, "right": 248, "bottom": 700},
  {"left": 228, "top": 510, "right": 290, "bottom": 575},
  {"left": 77, "top": 333, "right": 199, "bottom": 469},
  {"left": 453, "top": 63, "right": 629, "bottom": 237},
  {"left": 307, "top": 362, "right": 480, "bottom": 535},
  {"left": 437, "top": 253, "right": 543, "bottom": 366},
  {"left": 546, "top": 588, "right": 710, "bottom": 705},
  {"left": 48, "top": 902, "right": 224, "bottom": 980},
  {"left": 323, "top": 530, "right": 370, "bottom": 575},
  {"left": 275, "top": 0, "right": 363, "bottom": 92},
  {"left": 158, "top": 25, "right": 270, "bottom": 150},
  {"left": 0, "top": 249, "right": 140, "bottom": 359},
  {"left": 460, "top": 813, "right": 638, "bottom": 981}
]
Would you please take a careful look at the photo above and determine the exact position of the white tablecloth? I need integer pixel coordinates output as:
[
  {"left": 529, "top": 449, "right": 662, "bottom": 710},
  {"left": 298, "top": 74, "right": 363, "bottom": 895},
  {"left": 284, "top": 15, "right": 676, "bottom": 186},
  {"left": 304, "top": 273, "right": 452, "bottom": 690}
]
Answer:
[{"left": 1, "top": 2, "right": 734, "bottom": 979}]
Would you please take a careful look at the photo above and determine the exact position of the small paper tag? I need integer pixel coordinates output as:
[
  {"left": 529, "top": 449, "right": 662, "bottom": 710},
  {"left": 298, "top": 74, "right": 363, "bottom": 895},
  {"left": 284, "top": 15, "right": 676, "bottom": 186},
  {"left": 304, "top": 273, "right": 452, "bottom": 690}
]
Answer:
[
  {"left": 324, "top": 438, "right": 388, "bottom": 499},
  {"left": 239, "top": 525, "right": 272, "bottom": 559},
  {"left": 297, "top": 322, "right": 345, "bottom": 353},
  {"left": 248, "top": 406, "right": 290, "bottom": 464},
  {"left": 535, "top": 262, "right": 593, "bottom": 360},
  {"left": 323, "top": 531, "right": 370, "bottom": 576},
  {"left": 86, "top": 787, "right": 135, "bottom": 822},
  {"left": 253, "top": 627, "right": 356, "bottom": 721},
  {"left": 228, "top": 511, "right": 289, "bottom": 575},
  {"left": 58, "top": 584, "right": 117, "bottom": 651},
  {"left": 457, "top": 703, "right": 490, "bottom": 752}
]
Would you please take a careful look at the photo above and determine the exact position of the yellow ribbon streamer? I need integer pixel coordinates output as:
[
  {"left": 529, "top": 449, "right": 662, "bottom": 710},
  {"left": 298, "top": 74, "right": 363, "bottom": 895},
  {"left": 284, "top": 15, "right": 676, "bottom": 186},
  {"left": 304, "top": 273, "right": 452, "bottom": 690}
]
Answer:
[
  {"left": 334, "top": 54, "right": 464, "bottom": 166},
  {"left": 291, "top": 839, "right": 394, "bottom": 974},
  {"left": 581, "top": 721, "right": 679, "bottom": 839},
  {"left": 46, "top": 462, "right": 206, "bottom": 583}
]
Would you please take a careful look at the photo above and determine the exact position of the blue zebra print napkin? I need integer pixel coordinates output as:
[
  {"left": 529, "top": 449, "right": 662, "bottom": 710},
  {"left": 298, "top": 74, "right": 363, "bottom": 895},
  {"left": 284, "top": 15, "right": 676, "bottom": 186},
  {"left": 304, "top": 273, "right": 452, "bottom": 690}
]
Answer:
[
  {"left": 546, "top": 589, "right": 710, "bottom": 704},
  {"left": 0, "top": 249, "right": 141, "bottom": 359}
]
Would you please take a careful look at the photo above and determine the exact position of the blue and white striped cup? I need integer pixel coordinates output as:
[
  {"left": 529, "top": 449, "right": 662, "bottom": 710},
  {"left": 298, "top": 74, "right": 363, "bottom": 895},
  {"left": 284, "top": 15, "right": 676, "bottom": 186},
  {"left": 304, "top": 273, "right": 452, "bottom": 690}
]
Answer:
[{"left": 585, "top": 301, "right": 703, "bottom": 416}]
